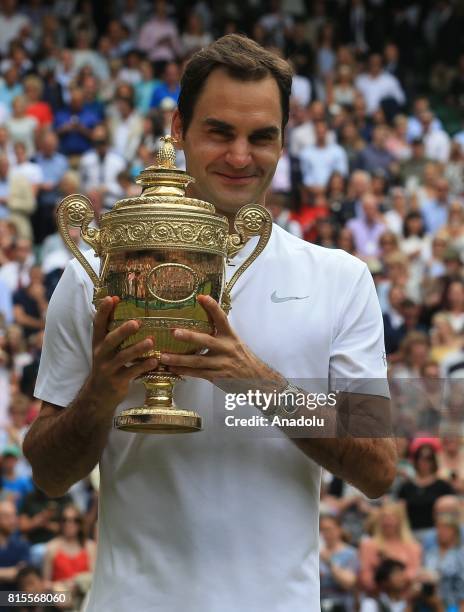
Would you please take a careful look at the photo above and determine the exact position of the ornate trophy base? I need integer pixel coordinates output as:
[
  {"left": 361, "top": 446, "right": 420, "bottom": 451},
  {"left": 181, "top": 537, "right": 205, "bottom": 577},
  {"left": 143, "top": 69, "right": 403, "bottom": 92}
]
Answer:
[{"left": 114, "top": 368, "right": 202, "bottom": 434}]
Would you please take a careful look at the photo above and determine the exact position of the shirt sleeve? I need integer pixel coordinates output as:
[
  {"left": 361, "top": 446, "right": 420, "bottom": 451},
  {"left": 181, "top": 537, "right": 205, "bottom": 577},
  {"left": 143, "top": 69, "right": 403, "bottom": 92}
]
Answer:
[
  {"left": 34, "top": 259, "right": 95, "bottom": 408},
  {"left": 329, "top": 262, "right": 390, "bottom": 398}
]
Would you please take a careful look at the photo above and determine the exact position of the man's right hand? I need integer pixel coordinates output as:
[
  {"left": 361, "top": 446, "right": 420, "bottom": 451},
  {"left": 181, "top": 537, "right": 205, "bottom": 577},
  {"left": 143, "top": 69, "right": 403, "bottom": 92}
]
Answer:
[{"left": 84, "top": 296, "right": 158, "bottom": 416}]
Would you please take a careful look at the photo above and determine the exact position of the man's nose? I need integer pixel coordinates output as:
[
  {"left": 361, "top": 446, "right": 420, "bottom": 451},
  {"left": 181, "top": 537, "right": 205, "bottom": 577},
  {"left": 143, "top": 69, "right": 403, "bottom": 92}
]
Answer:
[{"left": 224, "top": 138, "right": 252, "bottom": 168}]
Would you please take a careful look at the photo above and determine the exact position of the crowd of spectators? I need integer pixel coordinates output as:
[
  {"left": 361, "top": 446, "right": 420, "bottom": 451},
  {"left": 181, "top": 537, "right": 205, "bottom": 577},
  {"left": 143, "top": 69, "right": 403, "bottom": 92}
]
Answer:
[{"left": 0, "top": 0, "right": 464, "bottom": 610}]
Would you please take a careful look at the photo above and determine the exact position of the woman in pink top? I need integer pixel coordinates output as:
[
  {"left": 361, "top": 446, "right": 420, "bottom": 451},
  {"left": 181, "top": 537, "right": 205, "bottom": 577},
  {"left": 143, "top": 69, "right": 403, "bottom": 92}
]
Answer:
[{"left": 359, "top": 502, "right": 422, "bottom": 596}]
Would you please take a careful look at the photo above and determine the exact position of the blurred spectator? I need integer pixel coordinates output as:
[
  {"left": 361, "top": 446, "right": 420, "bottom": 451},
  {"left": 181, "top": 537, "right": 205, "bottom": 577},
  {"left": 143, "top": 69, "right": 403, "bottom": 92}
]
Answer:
[
  {"left": 420, "top": 111, "right": 451, "bottom": 164},
  {"left": 181, "top": 12, "right": 212, "bottom": 58},
  {"left": 358, "top": 502, "right": 422, "bottom": 596},
  {"left": 54, "top": 87, "right": 99, "bottom": 157},
  {"left": 429, "top": 313, "right": 463, "bottom": 366},
  {"left": 0, "top": 237, "right": 33, "bottom": 292},
  {"left": 33, "top": 131, "right": 68, "bottom": 245},
  {"left": 422, "top": 177, "right": 452, "bottom": 235},
  {"left": 135, "top": 59, "right": 160, "bottom": 115},
  {"left": 108, "top": 91, "right": 143, "bottom": 162},
  {"left": 397, "top": 443, "right": 454, "bottom": 543},
  {"left": 43, "top": 504, "right": 95, "bottom": 587},
  {"left": 0, "top": 0, "right": 30, "bottom": 56},
  {"left": 12, "top": 265, "right": 47, "bottom": 339},
  {"left": 299, "top": 119, "right": 348, "bottom": 190},
  {"left": 346, "top": 193, "right": 386, "bottom": 259},
  {"left": 7, "top": 95, "right": 38, "bottom": 158},
  {"left": 267, "top": 193, "right": 301, "bottom": 238},
  {"left": 0, "top": 499, "right": 30, "bottom": 591},
  {"left": 423, "top": 512, "right": 464, "bottom": 611},
  {"left": 355, "top": 125, "right": 395, "bottom": 177},
  {"left": 354, "top": 53, "right": 405, "bottom": 117},
  {"left": 0, "top": 445, "right": 33, "bottom": 509},
  {"left": 23, "top": 74, "right": 53, "bottom": 128},
  {"left": 319, "top": 514, "right": 358, "bottom": 612},
  {"left": 149, "top": 61, "right": 181, "bottom": 110},
  {"left": 137, "top": 0, "right": 181, "bottom": 64},
  {"left": 79, "top": 124, "right": 126, "bottom": 212},
  {"left": 359, "top": 559, "right": 411, "bottom": 612}
]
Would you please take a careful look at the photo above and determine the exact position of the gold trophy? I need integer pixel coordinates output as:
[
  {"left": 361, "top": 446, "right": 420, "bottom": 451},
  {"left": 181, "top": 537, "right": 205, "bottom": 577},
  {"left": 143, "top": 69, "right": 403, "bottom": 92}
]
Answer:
[{"left": 56, "top": 137, "right": 272, "bottom": 434}]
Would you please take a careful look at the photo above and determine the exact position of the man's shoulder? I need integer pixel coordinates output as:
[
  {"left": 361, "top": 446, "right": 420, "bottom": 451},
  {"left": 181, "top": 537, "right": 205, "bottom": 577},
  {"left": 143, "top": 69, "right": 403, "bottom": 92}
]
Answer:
[{"left": 272, "top": 225, "right": 366, "bottom": 275}]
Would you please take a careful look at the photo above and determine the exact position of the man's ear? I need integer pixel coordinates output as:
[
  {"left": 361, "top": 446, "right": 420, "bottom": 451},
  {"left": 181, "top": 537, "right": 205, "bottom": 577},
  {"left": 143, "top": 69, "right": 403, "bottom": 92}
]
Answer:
[{"left": 171, "top": 110, "right": 184, "bottom": 148}]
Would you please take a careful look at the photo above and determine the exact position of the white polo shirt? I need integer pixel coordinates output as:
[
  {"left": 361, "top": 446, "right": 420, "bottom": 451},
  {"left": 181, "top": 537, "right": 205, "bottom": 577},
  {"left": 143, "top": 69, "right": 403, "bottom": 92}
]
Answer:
[{"left": 35, "top": 225, "right": 388, "bottom": 611}]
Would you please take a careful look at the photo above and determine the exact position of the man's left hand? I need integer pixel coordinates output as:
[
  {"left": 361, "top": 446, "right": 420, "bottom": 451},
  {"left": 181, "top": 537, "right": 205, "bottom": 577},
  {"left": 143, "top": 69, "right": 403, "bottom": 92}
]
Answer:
[{"left": 159, "top": 295, "right": 285, "bottom": 392}]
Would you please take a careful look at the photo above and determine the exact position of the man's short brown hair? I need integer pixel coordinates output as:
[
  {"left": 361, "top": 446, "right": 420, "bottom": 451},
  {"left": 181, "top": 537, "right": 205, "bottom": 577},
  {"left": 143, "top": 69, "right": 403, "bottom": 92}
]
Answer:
[{"left": 178, "top": 34, "right": 293, "bottom": 138}]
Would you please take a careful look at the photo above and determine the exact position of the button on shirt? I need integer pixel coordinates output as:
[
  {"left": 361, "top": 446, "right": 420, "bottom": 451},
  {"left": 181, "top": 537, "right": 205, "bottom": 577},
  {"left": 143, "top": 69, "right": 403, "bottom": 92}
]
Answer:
[{"left": 300, "top": 143, "right": 348, "bottom": 188}]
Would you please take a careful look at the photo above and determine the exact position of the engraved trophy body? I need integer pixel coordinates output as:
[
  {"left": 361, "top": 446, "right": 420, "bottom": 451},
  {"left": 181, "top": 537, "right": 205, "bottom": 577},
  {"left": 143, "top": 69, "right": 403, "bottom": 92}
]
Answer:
[{"left": 56, "top": 137, "right": 272, "bottom": 434}]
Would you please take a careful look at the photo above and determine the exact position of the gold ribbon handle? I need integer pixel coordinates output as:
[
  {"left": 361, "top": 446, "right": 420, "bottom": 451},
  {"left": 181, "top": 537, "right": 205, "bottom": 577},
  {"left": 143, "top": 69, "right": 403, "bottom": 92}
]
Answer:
[
  {"left": 56, "top": 194, "right": 103, "bottom": 291},
  {"left": 222, "top": 204, "right": 272, "bottom": 314}
]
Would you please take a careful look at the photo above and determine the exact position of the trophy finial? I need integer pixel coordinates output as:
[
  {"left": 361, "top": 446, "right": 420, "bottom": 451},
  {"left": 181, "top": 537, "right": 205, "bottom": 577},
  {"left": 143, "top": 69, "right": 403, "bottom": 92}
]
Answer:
[{"left": 156, "top": 136, "right": 177, "bottom": 169}]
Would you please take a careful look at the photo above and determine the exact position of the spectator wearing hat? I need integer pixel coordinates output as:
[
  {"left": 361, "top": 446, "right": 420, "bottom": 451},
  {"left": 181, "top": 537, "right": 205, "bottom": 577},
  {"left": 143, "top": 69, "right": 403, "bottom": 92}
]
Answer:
[{"left": 0, "top": 445, "right": 33, "bottom": 509}]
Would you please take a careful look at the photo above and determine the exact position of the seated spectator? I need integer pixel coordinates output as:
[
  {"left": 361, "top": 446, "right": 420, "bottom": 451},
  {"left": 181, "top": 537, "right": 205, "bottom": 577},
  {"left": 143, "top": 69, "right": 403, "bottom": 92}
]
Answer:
[
  {"left": 16, "top": 565, "right": 62, "bottom": 612},
  {"left": 12, "top": 265, "right": 47, "bottom": 339},
  {"left": 421, "top": 177, "right": 452, "bottom": 235},
  {"left": 354, "top": 53, "right": 405, "bottom": 116},
  {"left": 422, "top": 231, "right": 450, "bottom": 280},
  {"left": 149, "top": 61, "right": 181, "bottom": 109},
  {"left": 420, "top": 110, "right": 451, "bottom": 164},
  {"left": 108, "top": 92, "right": 143, "bottom": 162},
  {"left": 79, "top": 124, "right": 126, "bottom": 212},
  {"left": 424, "top": 512, "right": 464, "bottom": 610},
  {"left": 0, "top": 65, "right": 23, "bottom": 113},
  {"left": 391, "top": 331, "right": 431, "bottom": 379},
  {"left": 289, "top": 100, "right": 336, "bottom": 158},
  {"left": 137, "top": 0, "right": 181, "bottom": 63},
  {"left": 359, "top": 559, "right": 410, "bottom": 612},
  {"left": 0, "top": 500, "right": 30, "bottom": 591},
  {"left": 359, "top": 502, "right": 421, "bottom": 596},
  {"left": 355, "top": 125, "right": 395, "bottom": 177},
  {"left": 135, "top": 58, "right": 160, "bottom": 115},
  {"left": 421, "top": 495, "right": 464, "bottom": 553},
  {"left": 429, "top": 313, "right": 462, "bottom": 364},
  {"left": 33, "top": 130, "right": 68, "bottom": 245},
  {"left": 0, "top": 237, "right": 33, "bottom": 292},
  {"left": 443, "top": 280, "right": 464, "bottom": 333},
  {"left": 0, "top": 445, "right": 33, "bottom": 509},
  {"left": 384, "top": 188, "right": 408, "bottom": 236},
  {"left": 267, "top": 192, "right": 302, "bottom": 238},
  {"left": 54, "top": 86, "right": 99, "bottom": 157},
  {"left": 346, "top": 193, "right": 386, "bottom": 259},
  {"left": 399, "top": 138, "right": 430, "bottom": 191},
  {"left": 11, "top": 141, "right": 43, "bottom": 198},
  {"left": 437, "top": 437, "right": 464, "bottom": 494},
  {"left": 43, "top": 504, "right": 96, "bottom": 588},
  {"left": 326, "top": 64, "right": 356, "bottom": 110},
  {"left": 23, "top": 74, "right": 53, "bottom": 128},
  {"left": 397, "top": 442, "right": 454, "bottom": 543},
  {"left": 6, "top": 95, "right": 38, "bottom": 158},
  {"left": 319, "top": 514, "right": 358, "bottom": 612},
  {"left": 181, "top": 12, "right": 213, "bottom": 58},
  {"left": 299, "top": 119, "right": 348, "bottom": 190},
  {"left": 384, "top": 114, "right": 411, "bottom": 161}
]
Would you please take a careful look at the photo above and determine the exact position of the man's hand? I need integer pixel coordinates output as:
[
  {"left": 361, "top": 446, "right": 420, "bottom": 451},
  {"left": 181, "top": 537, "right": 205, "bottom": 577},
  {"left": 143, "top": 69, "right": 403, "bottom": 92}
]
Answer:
[
  {"left": 85, "top": 296, "right": 158, "bottom": 415},
  {"left": 158, "top": 295, "right": 284, "bottom": 391}
]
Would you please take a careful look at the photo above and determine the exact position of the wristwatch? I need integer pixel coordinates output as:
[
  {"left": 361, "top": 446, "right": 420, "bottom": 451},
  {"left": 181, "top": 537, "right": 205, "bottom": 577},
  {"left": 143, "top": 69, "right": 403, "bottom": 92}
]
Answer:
[{"left": 262, "top": 381, "right": 301, "bottom": 418}]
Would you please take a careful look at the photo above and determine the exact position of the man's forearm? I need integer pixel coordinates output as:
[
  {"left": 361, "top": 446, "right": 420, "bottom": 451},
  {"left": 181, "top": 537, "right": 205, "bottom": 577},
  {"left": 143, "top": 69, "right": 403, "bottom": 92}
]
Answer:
[
  {"left": 23, "top": 382, "right": 113, "bottom": 498},
  {"left": 255, "top": 386, "right": 397, "bottom": 498}
]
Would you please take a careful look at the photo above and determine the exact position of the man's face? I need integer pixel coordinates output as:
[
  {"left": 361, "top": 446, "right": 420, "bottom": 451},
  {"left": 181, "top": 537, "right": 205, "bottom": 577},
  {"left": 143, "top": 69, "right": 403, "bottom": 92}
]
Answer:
[{"left": 172, "top": 70, "right": 283, "bottom": 217}]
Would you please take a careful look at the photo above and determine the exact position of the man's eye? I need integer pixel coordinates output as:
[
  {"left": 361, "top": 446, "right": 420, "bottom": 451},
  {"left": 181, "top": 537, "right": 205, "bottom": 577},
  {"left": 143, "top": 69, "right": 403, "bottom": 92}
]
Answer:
[
  {"left": 251, "top": 135, "right": 274, "bottom": 144},
  {"left": 209, "top": 130, "right": 231, "bottom": 139}
]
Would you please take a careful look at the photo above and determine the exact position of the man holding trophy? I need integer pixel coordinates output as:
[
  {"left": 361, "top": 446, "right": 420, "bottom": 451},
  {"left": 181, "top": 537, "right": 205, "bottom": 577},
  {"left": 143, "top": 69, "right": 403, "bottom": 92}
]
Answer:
[{"left": 24, "top": 35, "right": 396, "bottom": 611}]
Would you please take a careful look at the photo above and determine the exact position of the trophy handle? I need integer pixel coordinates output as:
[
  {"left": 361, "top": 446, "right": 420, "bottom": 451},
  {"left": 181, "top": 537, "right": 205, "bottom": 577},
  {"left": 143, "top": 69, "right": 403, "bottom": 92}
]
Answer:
[
  {"left": 56, "top": 194, "right": 102, "bottom": 291},
  {"left": 222, "top": 204, "right": 272, "bottom": 314}
]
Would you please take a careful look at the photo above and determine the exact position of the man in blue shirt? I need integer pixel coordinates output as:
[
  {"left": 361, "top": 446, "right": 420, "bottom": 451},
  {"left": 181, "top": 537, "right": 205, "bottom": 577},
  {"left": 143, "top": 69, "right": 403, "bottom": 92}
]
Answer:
[
  {"left": 54, "top": 87, "right": 99, "bottom": 156},
  {"left": 149, "top": 61, "right": 181, "bottom": 109},
  {"left": 0, "top": 499, "right": 30, "bottom": 592},
  {"left": 33, "top": 131, "right": 68, "bottom": 244}
]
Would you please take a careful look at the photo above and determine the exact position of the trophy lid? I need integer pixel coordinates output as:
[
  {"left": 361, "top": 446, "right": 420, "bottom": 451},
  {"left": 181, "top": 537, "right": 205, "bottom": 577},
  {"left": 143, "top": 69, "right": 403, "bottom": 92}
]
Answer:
[{"left": 135, "top": 136, "right": 194, "bottom": 196}]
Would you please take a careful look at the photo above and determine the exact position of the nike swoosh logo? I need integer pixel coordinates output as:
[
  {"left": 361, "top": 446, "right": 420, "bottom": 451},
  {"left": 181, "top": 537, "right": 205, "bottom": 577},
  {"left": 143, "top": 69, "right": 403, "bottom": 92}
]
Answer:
[{"left": 270, "top": 291, "right": 310, "bottom": 303}]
